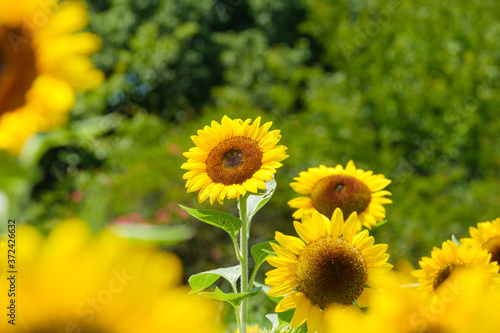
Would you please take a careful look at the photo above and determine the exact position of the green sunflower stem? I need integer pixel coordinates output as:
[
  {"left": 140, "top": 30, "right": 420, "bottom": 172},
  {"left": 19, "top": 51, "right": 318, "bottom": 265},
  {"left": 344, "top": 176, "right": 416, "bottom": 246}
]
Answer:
[{"left": 238, "top": 194, "right": 250, "bottom": 333}]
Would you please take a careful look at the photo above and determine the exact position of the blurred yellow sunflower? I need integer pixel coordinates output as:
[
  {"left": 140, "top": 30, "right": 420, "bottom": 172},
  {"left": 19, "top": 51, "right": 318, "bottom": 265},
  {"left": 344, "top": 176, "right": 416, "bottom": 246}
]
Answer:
[
  {"left": 288, "top": 161, "right": 392, "bottom": 229},
  {"left": 182, "top": 115, "right": 288, "bottom": 204},
  {"left": 0, "top": 219, "right": 222, "bottom": 333},
  {"left": 265, "top": 209, "right": 392, "bottom": 333},
  {"left": 329, "top": 269, "right": 500, "bottom": 333},
  {"left": 412, "top": 240, "right": 500, "bottom": 296},
  {"left": 461, "top": 217, "right": 500, "bottom": 264},
  {"left": 0, "top": 0, "right": 104, "bottom": 155}
]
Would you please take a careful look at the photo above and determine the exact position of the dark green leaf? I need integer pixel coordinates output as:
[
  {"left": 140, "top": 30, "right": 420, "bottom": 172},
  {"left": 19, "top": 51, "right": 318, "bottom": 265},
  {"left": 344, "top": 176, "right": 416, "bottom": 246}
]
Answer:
[{"left": 251, "top": 241, "right": 275, "bottom": 268}]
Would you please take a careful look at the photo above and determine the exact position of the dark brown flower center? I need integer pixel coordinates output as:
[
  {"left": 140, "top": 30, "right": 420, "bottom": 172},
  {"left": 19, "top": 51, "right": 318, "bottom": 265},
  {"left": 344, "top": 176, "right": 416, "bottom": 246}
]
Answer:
[
  {"left": 222, "top": 149, "right": 244, "bottom": 170},
  {"left": 483, "top": 237, "right": 500, "bottom": 264},
  {"left": 433, "top": 263, "right": 467, "bottom": 291},
  {"left": 311, "top": 174, "right": 371, "bottom": 219},
  {"left": 295, "top": 236, "right": 367, "bottom": 308},
  {"left": 205, "top": 136, "right": 263, "bottom": 185},
  {"left": 0, "top": 26, "right": 38, "bottom": 115}
]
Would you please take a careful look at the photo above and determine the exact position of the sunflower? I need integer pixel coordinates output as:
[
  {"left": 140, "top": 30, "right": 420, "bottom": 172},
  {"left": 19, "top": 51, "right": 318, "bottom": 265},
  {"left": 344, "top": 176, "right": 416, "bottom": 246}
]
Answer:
[
  {"left": 0, "top": 0, "right": 104, "bottom": 155},
  {"left": 265, "top": 208, "right": 392, "bottom": 333},
  {"left": 0, "top": 219, "right": 222, "bottom": 333},
  {"left": 461, "top": 217, "right": 500, "bottom": 264},
  {"left": 329, "top": 269, "right": 500, "bottom": 333},
  {"left": 412, "top": 240, "right": 500, "bottom": 296},
  {"left": 182, "top": 115, "right": 288, "bottom": 204},
  {"left": 288, "top": 161, "right": 391, "bottom": 229}
]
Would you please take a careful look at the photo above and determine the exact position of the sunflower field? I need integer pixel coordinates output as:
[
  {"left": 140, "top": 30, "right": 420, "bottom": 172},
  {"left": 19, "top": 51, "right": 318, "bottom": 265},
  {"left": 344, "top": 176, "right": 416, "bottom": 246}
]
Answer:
[{"left": 1, "top": 0, "right": 500, "bottom": 332}]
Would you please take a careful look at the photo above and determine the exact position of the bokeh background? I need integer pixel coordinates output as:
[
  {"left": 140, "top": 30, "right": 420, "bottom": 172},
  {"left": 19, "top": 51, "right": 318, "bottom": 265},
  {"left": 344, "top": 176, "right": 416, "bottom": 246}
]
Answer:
[{"left": 21, "top": 0, "right": 500, "bottom": 287}]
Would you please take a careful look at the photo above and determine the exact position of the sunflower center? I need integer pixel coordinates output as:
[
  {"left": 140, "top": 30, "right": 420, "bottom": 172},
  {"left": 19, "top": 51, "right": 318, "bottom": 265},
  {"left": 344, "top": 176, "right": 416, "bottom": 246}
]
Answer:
[
  {"left": 311, "top": 175, "right": 371, "bottom": 219},
  {"left": 295, "top": 236, "right": 367, "bottom": 308},
  {"left": 222, "top": 149, "right": 245, "bottom": 170},
  {"left": 0, "top": 26, "right": 38, "bottom": 115},
  {"left": 483, "top": 237, "right": 500, "bottom": 264},
  {"left": 205, "top": 136, "right": 263, "bottom": 185},
  {"left": 433, "top": 263, "right": 467, "bottom": 291}
]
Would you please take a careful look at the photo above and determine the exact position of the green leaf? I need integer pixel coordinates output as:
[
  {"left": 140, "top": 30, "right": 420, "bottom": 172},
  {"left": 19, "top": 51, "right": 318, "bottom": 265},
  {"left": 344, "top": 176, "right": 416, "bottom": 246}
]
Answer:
[
  {"left": 251, "top": 241, "right": 275, "bottom": 268},
  {"left": 0, "top": 151, "right": 31, "bottom": 182},
  {"left": 239, "top": 178, "right": 277, "bottom": 222},
  {"left": 278, "top": 308, "right": 295, "bottom": 324},
  {"left": 189, "top": 266, "right": 241, "bottom": 294},
  {"left": 199, "top": 287, "right": 262, "bottom": 307},
  {"left": 179, "top": 205, "right": 242, "bottom": 238},
  {"left": 109, "top": 223, "right": 194, "bottom": 245}
]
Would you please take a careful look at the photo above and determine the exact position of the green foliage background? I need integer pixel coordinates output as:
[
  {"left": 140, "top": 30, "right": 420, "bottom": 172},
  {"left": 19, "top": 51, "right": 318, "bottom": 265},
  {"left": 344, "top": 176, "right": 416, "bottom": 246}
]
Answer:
[{"left": 29, "top": 0, "right": 500, "bottom": 283}]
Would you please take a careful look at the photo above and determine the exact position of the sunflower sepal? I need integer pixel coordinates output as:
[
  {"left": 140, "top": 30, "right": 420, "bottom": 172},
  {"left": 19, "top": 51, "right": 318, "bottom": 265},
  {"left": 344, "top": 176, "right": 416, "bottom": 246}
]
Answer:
[
  {"left": 179, "top": 204, "right": 243, "bottom": 239},
  {"left": 370, "top": 219, "right": 388, "bottom": 230},
  {"left": 189, "top": 265, "right": 241, "bottom": 294},
  {"left": 238, "top": 178, "right": 277, "bottom": 223},
  {"left": 251, "top": 241, "right": 276, "bottom": 268},
  {"left": 267, "top": 309, "right": 306, "bottom": 333},
  {"left": 249, "top": 241, "right": 276, "bottom": 288},
  {"left": 451, "top": 234, "right": 461, "bottom": 246},
  {"left": 199, "top": 287, "right": 263, "bottom": 308}
]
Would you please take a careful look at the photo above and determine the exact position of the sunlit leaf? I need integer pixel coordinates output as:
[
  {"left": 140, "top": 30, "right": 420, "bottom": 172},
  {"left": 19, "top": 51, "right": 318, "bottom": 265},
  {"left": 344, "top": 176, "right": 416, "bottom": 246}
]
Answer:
[
  {"left": 267, "top": 309, "right": 307, "bottom": 333},
  {"left": 238, "top": 178, "right": 277, "bottom": 222},
  {"left": 109, "top": 223, "right": 194, "bottom": 245},
  {"left": 199, "top": 287, "right": 262, "bottom": 307},
  {"left": 189, "top": 265, "right": 241, "bottom": 293},
  {"left": 179, "top": 205, "right": 242, "bottom": 238}
]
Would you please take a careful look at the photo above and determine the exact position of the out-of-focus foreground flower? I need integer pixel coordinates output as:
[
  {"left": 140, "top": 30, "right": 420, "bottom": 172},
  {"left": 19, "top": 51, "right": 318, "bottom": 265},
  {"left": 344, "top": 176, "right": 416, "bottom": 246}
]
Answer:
[
  {"left": 329, "top": 269, "right": 500, "bottom": 333},
  {"left": 461, "top": 217, "right": 500, "bottom": 264},
  {"left": 0, "top": 219, "right": 222, "bottom": 332},
  {"left": 0, "top": 0, "right": 104, "bottom": 155},
  {"left": 412, "top": 240, "right": 500, "bottom": 296},
  {"left": 288, "top": 161, "right": 391, "bottom": 229}
]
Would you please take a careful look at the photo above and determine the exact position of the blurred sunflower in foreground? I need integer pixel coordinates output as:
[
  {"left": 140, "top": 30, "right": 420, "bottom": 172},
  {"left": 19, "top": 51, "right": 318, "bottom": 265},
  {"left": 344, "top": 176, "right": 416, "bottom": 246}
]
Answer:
[
  {"left": 461, "top": 217, "right": 500, "bottom": 264},
  {"left": 412, "top": 240, "right": 500, "bottom": 296},
  {"left": 329, "top": 269, "right": 500, "bottom": 333},
  {"left": 0, "top": 0, "right": 104, "bottom": 155},
  {"left": 0, "top": 219, "right": 222, "bottom": 332},
  {"left": 288, "top": 161, "right": 391, "bottom": 229}
]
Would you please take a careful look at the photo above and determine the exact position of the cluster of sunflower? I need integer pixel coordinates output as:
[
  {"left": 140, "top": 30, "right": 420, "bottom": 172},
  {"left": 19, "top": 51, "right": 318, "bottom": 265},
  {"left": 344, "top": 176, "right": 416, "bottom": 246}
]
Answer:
[
  {"left": 182, "top": 116, "right": 500, "bottom": 333},
  {"left": 2, "top": 1, "right": 500, "bottom": 332}
]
